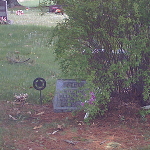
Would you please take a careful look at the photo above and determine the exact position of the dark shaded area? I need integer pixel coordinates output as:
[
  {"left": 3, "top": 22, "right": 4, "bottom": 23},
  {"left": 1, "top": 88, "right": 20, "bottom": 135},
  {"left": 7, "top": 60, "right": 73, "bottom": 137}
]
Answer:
[
  {"left": 89, "top": 49, "right": 150, "bottom": 107},
  {"left": 6, "top": 0, "right": 21, "bottom": 8}
]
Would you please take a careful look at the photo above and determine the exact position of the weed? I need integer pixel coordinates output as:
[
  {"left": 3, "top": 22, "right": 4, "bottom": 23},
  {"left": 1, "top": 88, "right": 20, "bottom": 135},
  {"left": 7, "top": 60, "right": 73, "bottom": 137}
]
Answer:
[
  {"left": 139, "top": 109, "right": 150, "bottom": 122},
  {"left": 139, "top": 109, "right": 150, "bottom": 118}
]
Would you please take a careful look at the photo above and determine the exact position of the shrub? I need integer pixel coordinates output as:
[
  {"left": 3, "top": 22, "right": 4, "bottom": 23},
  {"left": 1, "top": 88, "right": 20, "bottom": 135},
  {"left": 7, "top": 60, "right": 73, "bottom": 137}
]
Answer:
[{"left": 51, "top": 0, "right": 150, "bottom": 120}]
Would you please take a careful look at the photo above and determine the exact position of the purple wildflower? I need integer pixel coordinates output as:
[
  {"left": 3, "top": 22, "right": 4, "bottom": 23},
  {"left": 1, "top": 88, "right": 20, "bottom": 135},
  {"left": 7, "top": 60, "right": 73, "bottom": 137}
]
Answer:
[
  {"left": 81, "top": 92, "right": 96, "bottom": 107},
  {"left": 90, "top": 92, "right": 96, "bottom": 99},
  {"left": 80, "top": 102, "right": 85, "bottom": 106}
]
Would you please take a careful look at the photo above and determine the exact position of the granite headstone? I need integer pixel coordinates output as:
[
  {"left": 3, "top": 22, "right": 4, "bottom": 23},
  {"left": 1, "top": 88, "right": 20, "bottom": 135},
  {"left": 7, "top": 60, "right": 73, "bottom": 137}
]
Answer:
[
  {"left": 53, "top": 79, "right": 86, "bottom": 112},
  {"left": 0, "top": 0, "right": 7, "bottom": 20}
]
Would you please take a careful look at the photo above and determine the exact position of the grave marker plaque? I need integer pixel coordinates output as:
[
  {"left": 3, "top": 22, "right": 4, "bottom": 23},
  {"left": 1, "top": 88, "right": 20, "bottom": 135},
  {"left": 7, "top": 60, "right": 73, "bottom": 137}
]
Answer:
[
  {"left": 0, "top": 0, "right": 7, "bottom": 20},
  {"left": 53, "top": 79, "right": 86, "bottom": 112}
]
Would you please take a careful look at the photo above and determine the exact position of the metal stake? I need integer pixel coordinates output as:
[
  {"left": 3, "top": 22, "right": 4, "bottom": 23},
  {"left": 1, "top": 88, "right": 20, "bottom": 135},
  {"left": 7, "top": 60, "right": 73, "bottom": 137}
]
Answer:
[{"left": 40, "top": 90, "right": 42, "bottom": 105}]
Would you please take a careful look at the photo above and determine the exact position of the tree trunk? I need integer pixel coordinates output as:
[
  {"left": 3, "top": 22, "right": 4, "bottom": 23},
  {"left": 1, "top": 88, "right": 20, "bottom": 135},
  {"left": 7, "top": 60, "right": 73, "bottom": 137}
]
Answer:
[{"left": 7, "top": 0, "right": 21, "bottom": 8}]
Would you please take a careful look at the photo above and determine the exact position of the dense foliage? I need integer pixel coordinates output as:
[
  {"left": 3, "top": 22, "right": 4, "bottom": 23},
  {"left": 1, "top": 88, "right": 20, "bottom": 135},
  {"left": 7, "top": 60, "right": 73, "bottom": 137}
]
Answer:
[{"left": 50, "top": 0, "right": 149, "bottom": 120}]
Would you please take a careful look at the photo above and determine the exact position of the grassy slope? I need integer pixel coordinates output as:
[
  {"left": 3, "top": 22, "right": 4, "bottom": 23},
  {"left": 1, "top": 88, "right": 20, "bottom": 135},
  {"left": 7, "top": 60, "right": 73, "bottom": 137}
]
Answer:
[{"left": 0, "top": 9, "right": 65, "bottom": 103}]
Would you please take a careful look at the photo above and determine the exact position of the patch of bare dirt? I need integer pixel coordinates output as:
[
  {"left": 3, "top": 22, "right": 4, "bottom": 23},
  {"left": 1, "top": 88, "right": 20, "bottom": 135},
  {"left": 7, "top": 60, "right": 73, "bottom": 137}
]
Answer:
[{"left": 0, "top": 100, "right": 150, "bottom": 150}]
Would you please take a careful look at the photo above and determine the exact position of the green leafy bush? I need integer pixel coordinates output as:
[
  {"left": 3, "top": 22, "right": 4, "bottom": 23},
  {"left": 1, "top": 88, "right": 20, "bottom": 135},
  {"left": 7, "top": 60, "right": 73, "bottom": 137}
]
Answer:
[{"left": 51, "top": 0, "right": 150, "bottom": 120}]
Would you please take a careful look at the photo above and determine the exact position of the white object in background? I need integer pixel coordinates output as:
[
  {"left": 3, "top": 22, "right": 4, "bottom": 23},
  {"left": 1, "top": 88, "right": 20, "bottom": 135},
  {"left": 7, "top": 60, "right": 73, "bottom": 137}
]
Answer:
[
  {"left": 142, "top": 105, "right": 150, "bottom": 109},
  {"left": 84, "top": 111, "right": 90, "bottom": 119}
]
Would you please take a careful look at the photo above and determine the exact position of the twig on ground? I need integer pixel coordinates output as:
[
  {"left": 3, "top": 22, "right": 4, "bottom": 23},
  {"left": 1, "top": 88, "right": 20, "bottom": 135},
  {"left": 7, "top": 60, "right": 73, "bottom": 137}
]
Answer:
[
  {"left": 64, "top": 140, "right": 76, "bottom": 145},
  {"left": 100, "top": 140, "right": 107, "bottom": 145}
]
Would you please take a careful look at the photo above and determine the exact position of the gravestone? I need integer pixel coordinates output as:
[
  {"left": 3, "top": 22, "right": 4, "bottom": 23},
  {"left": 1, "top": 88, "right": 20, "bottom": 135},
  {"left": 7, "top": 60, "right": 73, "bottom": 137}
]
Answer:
[
  {"left": 53, "top": 79, "right": 86, "bottom": 112},
  {"left": 0, "top": 0, "right": 7, "bottom": 20}
]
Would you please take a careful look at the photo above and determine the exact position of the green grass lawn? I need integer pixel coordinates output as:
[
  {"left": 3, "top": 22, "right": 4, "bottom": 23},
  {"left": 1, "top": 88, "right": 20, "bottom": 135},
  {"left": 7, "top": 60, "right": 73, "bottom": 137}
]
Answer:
[
  {"left": 8, "top": 8, "right": 66, "bottom": 26},
  {"left": 18, "top": 0, "right": 55, "bottom": 7},
  {"left": 18, "top": 0, "right": 54, "bottom": 7},
  {"left": 0, "top": 8, "right": 65, "bottom": 104},
  {"left": 18, "top": 0, "right": 40, "bottom": 7}
]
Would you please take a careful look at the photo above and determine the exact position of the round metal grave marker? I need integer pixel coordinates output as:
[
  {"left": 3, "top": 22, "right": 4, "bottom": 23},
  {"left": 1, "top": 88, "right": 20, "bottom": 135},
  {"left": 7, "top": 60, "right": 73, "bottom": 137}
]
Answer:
[
  {"left": 33, "top": 77, "right": 46, "bottom": 90},
  {"left": 33, "top": 77, "right": 46, "bottom": 105}
]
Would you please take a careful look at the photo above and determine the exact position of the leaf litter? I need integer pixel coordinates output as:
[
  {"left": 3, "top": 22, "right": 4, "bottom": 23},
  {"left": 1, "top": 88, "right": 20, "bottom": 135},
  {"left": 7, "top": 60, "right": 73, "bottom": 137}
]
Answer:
[{"left": 0, "top": 100, "right": 150, "bottom": 150}]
